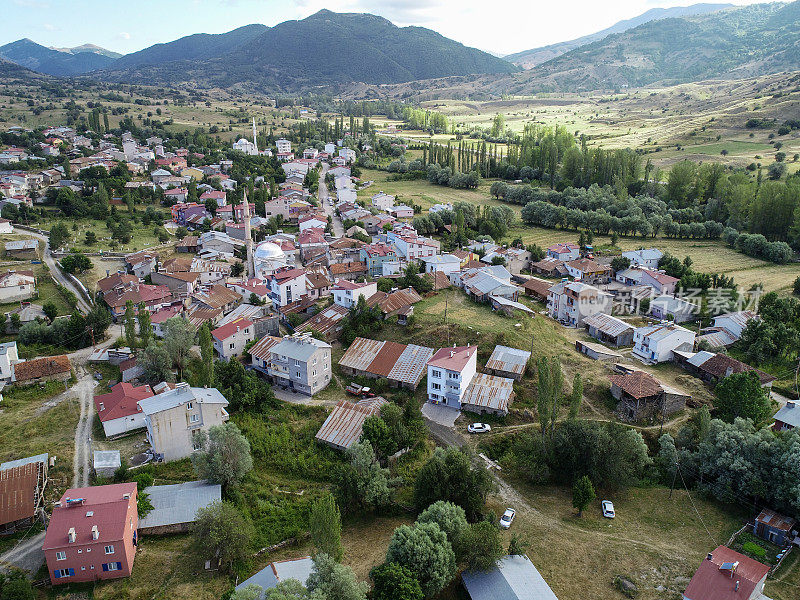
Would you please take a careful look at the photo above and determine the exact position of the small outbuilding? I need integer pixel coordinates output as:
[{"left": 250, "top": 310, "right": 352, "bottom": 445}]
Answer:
[
  {"left": 235, "top": 557, "right": 314, "bottom": 597},
  {"left": 462, "top": 554, "right": 558, "bottom": 600},
  {"left": 485, "top": 345, "right": 531, "bottom": 381},
  {"left": 93, "top": 450, "right": 121, "bottom": 479},
  {"left": 753, "top": 508, "right": 797, "bottom": 546},
  {"left": 138, "top": 481, "right": 222, "bottom": 534}
]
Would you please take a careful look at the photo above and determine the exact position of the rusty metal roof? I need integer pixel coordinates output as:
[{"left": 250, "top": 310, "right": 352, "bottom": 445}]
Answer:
[
  {"left": 583, "top": 313, "right": 635, "bottom": 337},
  {"left": 339, "top": 337, "right": 385, "bottom": 372},
  {"left": 461, "top": 373, "right": 515, "bottom": 412},
  {"left": 339, "top": 337, "right": 434, "bottom": 387},
  {"left": 387, "top": 344, "right": 434, "bottom": 386},
  {"left": 485, "top": 345, "right": 531, "bottom": 377},
  {"left": 0, "top": 463, "right": 38, "bottom": 526},
  {"left": 296, "top": 304, "right": 348, "bottom": 339},
  {"left": 248, "top": 336, "right": 283, "bottom": 361},
  {"left": 315, "top": 398, "right": 389, "bottom": 450},
  {"left": 366, "top": 341, "right": 406, "bottom": 377}
]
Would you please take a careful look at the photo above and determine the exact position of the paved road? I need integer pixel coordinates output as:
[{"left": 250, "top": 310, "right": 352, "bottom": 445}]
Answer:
[
  {"left": 318, "top": 163, "right": 344, "bottom": 238},
  {"left": 23, "top": 229, "right": 92, "bottom": 314}
]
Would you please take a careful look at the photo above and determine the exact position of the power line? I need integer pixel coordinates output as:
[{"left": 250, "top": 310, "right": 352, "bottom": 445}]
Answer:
[{"left": 677, "top": 461, "right": 718, "bottom": 547}]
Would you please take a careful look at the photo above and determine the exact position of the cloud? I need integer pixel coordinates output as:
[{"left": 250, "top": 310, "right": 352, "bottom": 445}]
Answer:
[
  {"left": 43, "top": 23, "right": 57, "bottom": 31},
  {"left": 117, "top": 32, "right": 131, "bottom": 40}
]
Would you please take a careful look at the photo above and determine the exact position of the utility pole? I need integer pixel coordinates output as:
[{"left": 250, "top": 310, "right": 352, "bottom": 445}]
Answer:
[
  {"left": 444, "top": 290, "right": 449, "bottom": 346},
  {"left": 669, "top": 461, "right": 679, "bottom": 499}
]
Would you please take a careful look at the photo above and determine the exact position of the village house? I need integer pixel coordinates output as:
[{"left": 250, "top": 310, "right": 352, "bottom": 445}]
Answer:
[
  {"left": 632, "top": 322, "right": 696, "bottom": 364},
  {"left": 564, "top": 258, "right": 612, "bottom": 284},
  {"left": 265, "top": 267, "right": 308, "bottom": 307},
  {"left": 361, "top": 243, "right": 398, "bottom": 278},
  {"left": 248, "top": 335, "right": 283, "bottom": 375},
  {"left": 332, "top": 280, "right": 377, "bottom": 309},
  {"left": 296, "top": 304, "right": 349, "bottom": 342},
  {"left": 622, "top": 248, "right": 663, "bottom": 269},
  {"left": 683, "top": 546, "right": 769, "bottom": 600},
  {"left": 0, "top": 270, "right": 35, "bottom": 303},
  {"left": 427, "top": 345, "right": 478, "bottom": 409},
  {"left": 330, "top": 261, "right": 368, "bottom": 281},
  {"left": 305, "top": 271, "right": 332, "bottom": 299},
  {"left": 609, "top": 369, "right": 689, "bottom": 422},
  {"left": 0, "top": 341, "right": 21, "bottom": 382},
  {"left": 547, "top": 242, "right": 580, "bottom": 261},
  {"left": 12, "top": 354, "right": 72, "bottom": 385},
  {"left": 460, "top": 373, "right": 516, "bottom": 417},
  {"left": 697, "top": 310, "right": 758, "bottom": 348},
  {"left": 4, "top": 239, "right": 39, "bottom": 259},
  {"left": 422, "top": 254, "right": 462, "bottom": 275},
  {"left": 43, "top": 482, "right": 139, "bottom": 585},
  {"left": 211, "top": 318, "right": 254, "bottom": 361},
  {"left": 582, "top": 312, "right": 635, "bottom": 347},
  {"left": 235, "top": 557, "right": 314, "bottom": 596},
  {"left": 650, "top": 294, "right": 696, "bottom": 323},
  {"left": 150, "top": 271, "right": 199, "bottom": 297},
  {"left": 94, "top": 382, "right": 154, "bottom": 438},
  {"left": 339, "top": 337, "right": 434, "bottom": 389},
  {"left": 138, "top": 384, "right": 229, "bottom": 462},
  {"left": 371, "top": 192, "right": 395, "bottom": 211},
  {"left": 753, "top": 509, "right": 797, "bottom": 546},
  {"left": 547, "top": 281, "right": 613, "bottom": 328},
  {"left": 191, "top": 284, "right": 241, "bottom": 314},
  {"left": 773, "top": 400, "right": 800, "bottom": 432},
  {"left": 485, "top": 345, "right": 531, "bottom": 381},
  {"left": 462, "top": 555, "right": 558, "bottom": 600},
  {"left": 267, "top": 333, "right": 332, "bottom": 396},
  {"left": 521, "top": 277, "right": 554, "bottom": 303},
  {"left": 124, "top": 251, "right": 158, "bottom": 279}
]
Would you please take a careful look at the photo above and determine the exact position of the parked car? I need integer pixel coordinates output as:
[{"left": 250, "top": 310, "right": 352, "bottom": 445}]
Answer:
[
  {"left": 499, "top": 508, "right": 516, "bottom": 529},
  {"left": 467, "top": 423, "right": 491, "bottom": 434},
  {"left": 601, "top": 500, "right": 615, "bottom": 519}
]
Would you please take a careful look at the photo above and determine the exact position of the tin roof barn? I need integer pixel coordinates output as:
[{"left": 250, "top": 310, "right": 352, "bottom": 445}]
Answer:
[
  {"left": 235, "top": 557, "right": 314, "bottom": 595},
  {"left": 315, "top": 398, "right": 389, "bottom": 451},
  {"left": 338, "top": 337, "right": 434, "bottom": 389},
  {"left": 485, "top": 345, "right": 531, "bottom": 381},
  {"left": 138, "top": 481, "right": 221, "bottom": 534},
  {"left": 461, "top": 373, "right": 515, "bottom": 416},
  {"left": 582, "top": 313, "right": 635, "bottom": 347},
  {"left": 462, "top": 554, "right": 558, "bottom": 600},
  {"left": 93, "top": 450, "right": 121, "bottom": 479}
]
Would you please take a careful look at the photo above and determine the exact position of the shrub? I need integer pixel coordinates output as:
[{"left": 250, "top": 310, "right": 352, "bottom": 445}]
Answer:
[{"left": 742, "top": 541, "right": 767, "bottom": 559}]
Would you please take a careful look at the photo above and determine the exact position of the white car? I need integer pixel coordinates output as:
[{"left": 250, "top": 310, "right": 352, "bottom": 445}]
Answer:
[
  {"left": 601, "top": 500, "right": 615, "bottom": 519},
  {"left": 467, "top": 423, "right": 491, "bottom": 434},
  {"left": 499, "top": 508, "right": 516, "bottom": 529}
]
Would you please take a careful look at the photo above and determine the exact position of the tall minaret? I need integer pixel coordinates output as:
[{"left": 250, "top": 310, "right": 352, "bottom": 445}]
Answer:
[
  {"left": 252, "top": 117, "right": 259, "bottom": 155},
  {"left": 242, "top": 190, "right": 254, "bottom": 279}
]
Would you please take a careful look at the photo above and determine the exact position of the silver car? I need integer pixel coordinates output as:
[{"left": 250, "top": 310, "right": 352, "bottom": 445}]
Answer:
[{"left": 499, "top": 508, "right": 516, "bottom": 529}]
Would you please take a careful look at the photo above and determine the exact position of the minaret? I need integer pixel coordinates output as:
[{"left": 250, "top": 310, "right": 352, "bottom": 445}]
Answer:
[
  {"left": 252, "top": 117, "right": 258, "bottom": 155},
  {"left": 242, "top": 191, "right": 254, "bottom": 279}
]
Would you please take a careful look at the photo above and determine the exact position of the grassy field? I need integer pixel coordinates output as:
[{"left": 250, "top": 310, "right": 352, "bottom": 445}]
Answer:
[
  {"left": 485, "top": 481, "right": 749, "bottom": 600},
  {"left": 0, "top": 262, "right": 75, "bottom": 317}
]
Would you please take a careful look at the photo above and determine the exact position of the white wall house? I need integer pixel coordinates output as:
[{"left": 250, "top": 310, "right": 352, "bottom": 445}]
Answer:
[
  {"left": 211, "top": 317, "right": 254, "bottom": 360},
  {"left": 426, "top": 346, "right": 478, "bottom": 409},
  {"left": 332, "top": 280, "right": 377, "bottom": 309},
  {"left": 422, "top": 254, "right": 461, "bottom": 275},
  {"left": 0, "top": 341, "right": 20, "bottom": 382},
  {"left": 276, "top": 139, "right": 292, "bottom": 154},
  {"left": 632, "top": 323, "right": 696, "bottom": 364},
  {"left": 547, "top": 281, "right": 613, "bottom": 328},
  {"left": 266, "top": 267, "right": 308, "bottom": 307},
  {"left": 622, "top": 248, "right": 663, "bottom": 269},
  {"left": 0, "top": 270, "right": 36, "bottom": 303}
]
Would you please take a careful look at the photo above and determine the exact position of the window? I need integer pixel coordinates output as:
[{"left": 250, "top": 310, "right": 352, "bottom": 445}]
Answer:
[
  {"left": 432, "top": 369, "right": 441, "bottom": 378},
  {"left": 54, "top": 568, "right": 74, "bottom": 579},
  {"left": 56, "top": 551, "right": 66, "bottom": 561},
  {"left": 448, "top": 372, "right": 458, "bottom": 379},
  {"left": 102, "top": 562, "right": 122, "bottom": 572},
  {"left": 294, "top": 359, "right": 301, "bottom": 366},
  {"left": 186, "top": 402, "right": 193, "bottom": 410},
  {"left": 432, "top": 383, "right": 441, "bottom": 391},
  {"left": 324, "top": 364, "right": 328, "bottom": 371},
  {"left": 104, "top": 545, "right": 115, "bottom": 555},
  {"left": 190, "top": 414, "right": 199, "bottom": 423},
  {"left": 295, "top": 371, "right": 301, "bottom": 379},
  {"left": 229, "top": 343, "right": 234, "bottom": 349},
  {"left": 313, "top": 358, "right": 317, "bottom": 365}
]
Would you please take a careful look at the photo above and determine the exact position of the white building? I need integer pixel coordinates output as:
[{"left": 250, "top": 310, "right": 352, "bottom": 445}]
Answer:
[
  {"left": 371, "top": 192, "right": 395, "bottom": 211},
  {"left": 324, "top": 143, "right": 336, "bottom": 155},
  {"left": 622, "top": 248, "right": 663, "bottom": 269},
  {"left": 233, "top": 138, "right": 258, "bottom": 155},
  {"left": 266, "top": 267, "right": 308, "bottom": 307},
  {"left": 211, "top": 317, "right": 254, "bottom": 361},
  {"left": 711, "top": 311, "right": 757, "bottom": 340},
  {"left": 253, "top": 241, "right": 288, "bottom": 277},
  {"left": 267, "top": 334, "right": 332, "bottom": 396},
  {"left": 547, "top": 281, "right": 613, "bottom": 327},
  {"left": 421, "top": 254, "right": 461, "bottom": 275},
  {"left": 332, "top": 280, "right": 377, "bottom": 309},
  {"left": 276, "top": 139, "right": 292, "bottom": 154},
  {"left": 339, "top": 147, "right": 356, "bottom": 163},
  {"left": 0, "top": 270, "right": 36, "bottom": 303},
  {"left": 387, "top": 230, "right": 438, "bottom": 260},
  {"left": 632, "top": 322, "right": 696, "bottom": 364},
  {"left": 426, "top": 345, "right": 478, "bottom": 409},
  {"left": 0, "top": 341, "right": 21, "bottom": 382}
]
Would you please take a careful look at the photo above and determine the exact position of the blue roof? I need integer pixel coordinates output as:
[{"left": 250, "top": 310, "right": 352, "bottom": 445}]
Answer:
[{"left": 462, "top": 555, "right": 558, "bottom": 600}]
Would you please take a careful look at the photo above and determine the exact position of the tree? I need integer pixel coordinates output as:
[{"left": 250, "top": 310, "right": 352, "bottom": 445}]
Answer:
[
  {"left": 123, "top": 300, "right": 136, "bottom": 346},
  {"left": 49, "top": 222, "right": 69, "bottom": 249},
  {"left": 163, "top": 316, "right": 195, "bottom": 379},
  {"left": 0, "top": 577, "right": 35, "bottom": 600},
  {"left": 507, "top": 534, "right": 527, "bottom": 556},
  {"left": 572, "top": 475, "right": 595, "bottom": 517},
  {"left": 537, "top": 357, "right": 562, "bottom": 438},
  {"left": 370, "top": 562, "right": 423, "bottom": 600},
  {"left": 385, "top": 522, "right": 456, "bottom": 597},
  {"left": 231, "top": 262, "right": 245, "bottom": 277},
  {"left": 232, "top": 585, "right": 264, "bottom": 600},
  {"left": 568, "top": 373, "right": 583, "bottom": 420},
  {"left": 191, "top": 423, "right": 253, "bottom": 489},
  {"left": 214, "top": 358, "right": 277, "bottom": 412},
  {"left": 361, "top": 415, "right": 395, "bottom": 460},
  {"left": 198, "top": 323, "right": 214, "bottom": 387},
  {"left": 138, "top": 341, "right": 173, "bottom": 383},
  {"left": 336, "top": 441, "right": 396, "bottom": 513},
  {"left": 416, "top": 501, "right": 468, "bottom": 549},
  {"left": 137, "top": 302, "right": 151, "bottom": 348},
  {"left": 60, "top": 253, "right": 92, "bottom": 274},
  {"left": 194, "top": 501, "right": 253, "bottom": 574},
  {"left": 307, "top": 553, "right": 368, "bottom": 600},
  {"left": 611, "top": 256, "right": 630, "bottom": 272},
  {"left": 413, "top": 447, "right": 494, "bottom": 521},
  {"left": 264, "top": 580, "right": 325, "bottom": 600},
  {"left": 42, "top": 302, "right": 58, "bottom": 322},
  {"left": 459, "top": 521, "right": 504, "bottom": 572},
  {"left": 714, "top": 371, "right": 772, "bottom": 424},
  {"left": 310, "top": 493, "right": 343, "bottom": 561}
]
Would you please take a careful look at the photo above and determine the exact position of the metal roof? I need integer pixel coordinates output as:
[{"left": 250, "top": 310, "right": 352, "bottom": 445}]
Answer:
[
  {"left": 270, "top": 335, "right": 331, "bottom": 362},
  {"left": 138, "top": 481, "right": 221, "bottom": 529},
  {"left": 138, "top": 384, "right": 228, "bottom": 416},
  {"left": 462, "top": 555, "right": 558, "bottom": 600},
  {"left": 696, "top": 329, "right": 738, "bottom": 349},
  {"left": 461, "top": 374, "right": 515, "bottom": 412},
  {"left": 93, "top": 450, "right": 121, "bottom": 470},
  {"left": 296, "top": 304, "right": 348, "bottom": 338},
  {"left": 486, "top": 345, "right": 531, "bottom": 376},
  {"left": 248, "top": 335, "right": 283, "bottom": 361},
  {"left": 0, "top": 463, "right": 38, "bottom": 526},
  {"left": 387, "top": 344, "right": 434, "bottom": 386},
  {"left": 339, "top": 338, "right": 433, "bottom": 386},
  {"left": 583, "top": 313, "right": 635, "bottom": 337},
  {"left": 339, "top": 337, "right": 385, "bottom": 372},
  {"left": 315, "top": 398, "right": 389, "bottom": 450},
  {"left": 0, "top": 453, "right": 48, "bottom": 471},
  {"left": 235, "top": 557, "right": 314, "bottom": 593}
]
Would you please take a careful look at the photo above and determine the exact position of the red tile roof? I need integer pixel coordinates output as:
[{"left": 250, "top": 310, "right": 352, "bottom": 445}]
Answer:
[
  {"left": 43, "top": 483, "right": 137, "bottom": 551},
  {"left": 94, "top": 382, "right": 154, "bottom": 423},
  {"left": 609, "top": 371, "right": 662, "bottom": 400},
  {"left": 211, "top": 317, "right": 253, "bottom": 341},
  {"left": 427, "top": 345, "right": 477, "bottom": 372},
  {"left": 683, "top": 546, "right": 769, "bottom": 600},
  {"left": 13, "top": 355, "right": 71, "bottom": 383},
  {"left": 330, "top": 261, "right": 366, "bottom": 275}
]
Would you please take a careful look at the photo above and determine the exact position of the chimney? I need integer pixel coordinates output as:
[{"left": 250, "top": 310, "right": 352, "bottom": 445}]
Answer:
[
  {"left": 91, "top": 525, "right": 99, "bottom": 540},
  {"left": 788, "top": 401, "right": 795, "bottom": 409},
  {"left": 707, "top": 553, "right": 713, "bottom": 561},
  {"left": 68, "top": 527, "right": 76, "bottom": 543}
]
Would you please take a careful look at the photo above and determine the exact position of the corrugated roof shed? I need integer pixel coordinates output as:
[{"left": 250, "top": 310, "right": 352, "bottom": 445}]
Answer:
[
  {"left": 235, "top": 557, "right": 314, "bottom": 593},
  {"left": 583, "top": 313, "right": 635, "bottom": 337},
  {"left": 462, "top": 373, "right": 515, "bottom": 412},
  {"left": 486, "top": 345, "right": 531, "bottom": 377},
  {"left": 339, "top": 338, "right": 434, "bottom": 387},
  {"left": 315, "top": 398, "right": 389, "bottom": 450},
  {"left": 339, "top": 337, "right": 385, "bottom": 372},
  {"left": 138, "top": 481, "right": 221, "bottom": 529},
  {"left": 248, "top": 335, "right": 283, "bottom": 361},
  {"left": 0, "top": 463, "right": 38, "bottom": 526},
  {"left": 387, "top": 344, "right": 434, "bottom": 386}
]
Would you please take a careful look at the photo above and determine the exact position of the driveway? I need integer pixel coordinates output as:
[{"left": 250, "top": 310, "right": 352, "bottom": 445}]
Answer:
[
  {"left": 421, "top": 402, "right": 460, "bottom": 427},
  {"left": 318, "top": 163, "right": 344, "bottom": 238},
  {"left": 0, "top": 530, "right": 46, "bottom": 575},
  {"left": 271, "top": 385, "right": 338, "bottom": 407}
]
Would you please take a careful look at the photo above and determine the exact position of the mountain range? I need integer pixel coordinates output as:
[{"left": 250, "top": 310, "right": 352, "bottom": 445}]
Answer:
[
  {"left": 1, "top": 3, "right": 799, "bottom": 93},
  {"left": 504, "top": 3, "right": 733, "bottom": 68}
]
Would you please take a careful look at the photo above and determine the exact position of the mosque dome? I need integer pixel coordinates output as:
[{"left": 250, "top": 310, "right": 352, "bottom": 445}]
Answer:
[{"left": 254, "top": 241, "right": 285, "bottom": 261}]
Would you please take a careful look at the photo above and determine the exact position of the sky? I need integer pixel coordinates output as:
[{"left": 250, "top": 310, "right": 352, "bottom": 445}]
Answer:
[{"left": 4, "top": 0, "right": 767, "bottom": 57}]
